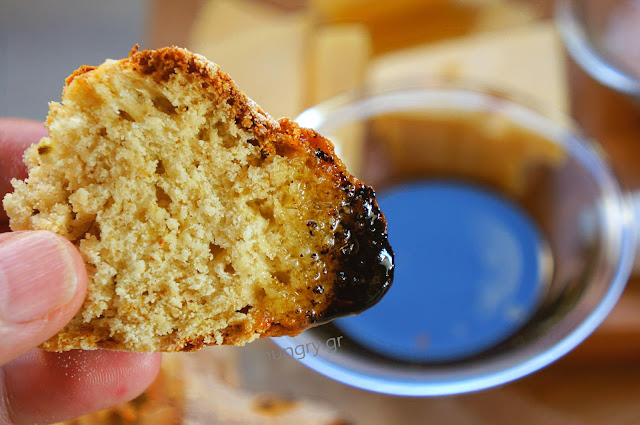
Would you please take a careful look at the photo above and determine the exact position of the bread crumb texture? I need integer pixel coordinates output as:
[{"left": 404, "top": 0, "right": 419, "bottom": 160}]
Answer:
[{"left": 3, "top": 47, "right": 393, "bottom": 352}]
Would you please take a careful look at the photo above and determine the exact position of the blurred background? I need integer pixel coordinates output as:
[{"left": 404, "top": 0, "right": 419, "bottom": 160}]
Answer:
[{"left": 3, "top": 0, "right": 640, "bottom": 424}]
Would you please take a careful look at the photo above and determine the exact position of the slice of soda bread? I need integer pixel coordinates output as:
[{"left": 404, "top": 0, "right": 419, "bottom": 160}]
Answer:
[{"left": 3, "top": 46, "right": 394, "bottom": 352}]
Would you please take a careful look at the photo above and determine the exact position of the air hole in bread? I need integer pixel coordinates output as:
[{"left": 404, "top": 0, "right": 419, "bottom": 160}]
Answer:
[
  {"left": 98, "top": 127, "right": 108, "bottom": 137},
  {"left": 246, "top": 198, "right": 274, "bottom": 223},
  {"left": 224, "top": 263, "right": 236, "bottom": 275},
  {"left": 273, "top": 271, "right": 291, "bottom": 285},
  {"left": 87, "top": 221, "right": 101, "bottom": 241},
  {"left": 155, "top": 185, "right": 172, "bottom": 209},
  {"left": 213, "top": 122, "right": 238, "bottom": 148},
  {"left": 222, "top": 137, "right": 236, "bottom": 149},
  {"left": 135, "top": 209, "right": 147, "bottom": 221},
  {"left": 197, "top": 125, "right": 209, "bottom": 142},
  {"left": 69, "top": 203, "right": 78, "bottom": 221},
  {"left": 237, "top": 305, "right": 252, "bottom": 314},
  {"left": 155, "top": 159, "right": 166, "bottom": 175},
  {"left": 256, "top": 288, "right": 267, "bottom": 301},
  {"left": 38, "top": 145, "right": 52, "bottom": 155},
  {"left": 118, "top": 110, "right": 135, "bottom": 122},
  {"left": 209, "top": 243, "right": 226, "bottom": 260},
  {"left": 152, "top": 94, "right": 177, "bottom": 115}
]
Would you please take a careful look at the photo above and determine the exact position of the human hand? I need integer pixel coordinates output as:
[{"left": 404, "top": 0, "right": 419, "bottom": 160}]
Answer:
[{"left": 0, "top": 118, "right": 162, "bottom": 425}]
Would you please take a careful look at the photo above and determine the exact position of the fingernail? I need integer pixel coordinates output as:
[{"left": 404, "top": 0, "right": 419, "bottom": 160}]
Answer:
[{"left": 0, "top": 231, "right": 78, "bottom": 323}]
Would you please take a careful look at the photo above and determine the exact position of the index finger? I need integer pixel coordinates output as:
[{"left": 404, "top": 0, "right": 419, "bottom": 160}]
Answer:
[
  {"left": 0, "top": 118, "right": 48, "bottom": 225},
  {"left": 3, "top": 349, "right": 162, "bottom": 424}
]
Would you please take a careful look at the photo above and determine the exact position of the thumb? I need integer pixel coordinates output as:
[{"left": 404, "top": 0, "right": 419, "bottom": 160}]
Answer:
[{"left": 0, "top": 231, "right": 87, "bottom": 364}]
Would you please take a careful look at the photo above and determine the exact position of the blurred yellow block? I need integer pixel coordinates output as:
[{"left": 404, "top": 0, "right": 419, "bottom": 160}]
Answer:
[
  {"left": 368, "top": 22, "right": 569, "bottom": 121},
  {"left": 188, "top": 0, "right": 310, "bottom": 118},
  {"left": 305, "top": 23, "right": 371, "bottom": 105},
  {"left": 305, "top": 23, "right": 372, "bottom": 175}
]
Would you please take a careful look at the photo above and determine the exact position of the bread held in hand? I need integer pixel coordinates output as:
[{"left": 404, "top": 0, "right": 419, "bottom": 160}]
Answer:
[{"left": 3, "top": 46, "right": 393, "bottom": 352}]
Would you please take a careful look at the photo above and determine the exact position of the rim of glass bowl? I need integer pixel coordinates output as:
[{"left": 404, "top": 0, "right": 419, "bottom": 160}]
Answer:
[
  {"left": 269, "top": 83, "right": 635, "bottom": 396},
  {"left": 555, "top": 0, "right": 640, "bottom": 98}
]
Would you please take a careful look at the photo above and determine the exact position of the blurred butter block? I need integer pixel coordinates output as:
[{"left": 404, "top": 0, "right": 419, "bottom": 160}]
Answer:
[
  {"left": 306, "top": 23, "right": 372, "bottom": 176},
  {"left": 189, "top": 0, "right": 282, "bottom": 40},
  {"left": 368, "top": 22, "right": 569, "bottom": 121},
  {"left": 306, "top": 23, "right": 371, "bottom": 105},
  {"left": 310, "top": 0, "right": 536, "bottom": 54},
  {"left": 188, "top": 0, "right": 309, "bottom": 118}
]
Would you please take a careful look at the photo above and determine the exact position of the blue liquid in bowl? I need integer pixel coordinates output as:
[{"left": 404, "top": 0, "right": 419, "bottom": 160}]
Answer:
[{"left": 335, "top": 181, "right": 547, "bottom": 362}]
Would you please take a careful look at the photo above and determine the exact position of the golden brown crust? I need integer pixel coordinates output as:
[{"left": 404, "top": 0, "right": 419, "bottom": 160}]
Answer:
[
  {"left": 126, "top": 46, "right": 277, "bottom": 136},
  {"left": 121, "top": 47, "right": 347, "bottom": 173},
  {"left": 65, "top": 47, "right": 348, "bottom": 193},
  {"left": 65, "top": 65, "right": 99, "bottom": 86}
]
